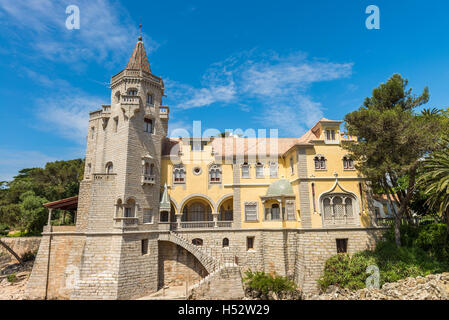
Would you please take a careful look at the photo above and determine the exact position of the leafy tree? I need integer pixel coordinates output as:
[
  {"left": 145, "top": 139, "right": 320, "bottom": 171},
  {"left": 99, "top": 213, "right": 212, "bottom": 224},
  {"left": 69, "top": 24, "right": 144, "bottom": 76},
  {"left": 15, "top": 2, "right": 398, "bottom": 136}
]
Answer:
[
  {"left": 343, "top": 74, "right": 445, "bottom": 246},
  {"left": 18, "top": 191, "right": 48, "bottom": 233},
  {"left": 418, "top": 137, "right": 449, "bottom": 231}
]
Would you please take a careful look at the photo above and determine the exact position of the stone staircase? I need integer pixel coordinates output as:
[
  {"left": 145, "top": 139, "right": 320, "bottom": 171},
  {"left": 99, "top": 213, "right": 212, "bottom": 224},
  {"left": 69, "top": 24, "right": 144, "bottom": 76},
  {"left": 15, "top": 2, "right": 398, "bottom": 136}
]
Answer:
[{"left": 160, "top": 231, "right": 244, "bottom": 299}]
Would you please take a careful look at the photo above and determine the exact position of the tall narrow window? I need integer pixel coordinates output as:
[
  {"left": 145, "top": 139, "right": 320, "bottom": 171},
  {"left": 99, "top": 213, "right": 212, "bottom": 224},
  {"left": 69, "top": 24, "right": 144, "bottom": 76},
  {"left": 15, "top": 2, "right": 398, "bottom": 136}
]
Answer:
[
  {"left": 286, "top": 201, "right": 296, "bottom": 220},
  {"left": 128, "top": 89, "right": 138, "bottom": 96},
  {"left": 247, "top": 237, "right": 255, "bottom": 250},
  {"left": 173, "top": 165, "right": 185, "bottom": 183},
  {"left": 143, "top": 209, "right": 153, "bottom": 224},
  {"left": 255, "top": 163, "right": 264, "bottom": 178},
  {"left": 326, "top": 129, "right": 336, "bottom": 141},
  {"left": 209, "top": 164, "right": 222, "bottom": 183},
  {"left": 141, "top": 239, "right": 148, "bottom": 255},
  {"left": 241, "top": 163, "right": 250, "bottom": 178},
  {"left": 269, "top": 161, "right": 278, "bottom": 178},
  {"left": 271, "top": 204, "right": 281, "bottom": 220},
  {"left": 106, "top": 162, "right": 113, "bottom": 174},
  {"left": 144, "top": 118, "right": 153, "bottom": 134},
  {"left": 114, "top": 118, "right": 119, "bottom": 133},
  {"left": 146, "top": 94, "right": 153, "bottom": 105},
  {"left": 290, "top": 157, "right": 294, "bottom": 174},
  {"left": 91, "top": 127, "right": 95, "bottom": 139},
  {"left": 222, "top": 238, "right": 229, "bottom": 248},
  {"left": 343, "top": 156, "right": 354, "bottom": 170}
]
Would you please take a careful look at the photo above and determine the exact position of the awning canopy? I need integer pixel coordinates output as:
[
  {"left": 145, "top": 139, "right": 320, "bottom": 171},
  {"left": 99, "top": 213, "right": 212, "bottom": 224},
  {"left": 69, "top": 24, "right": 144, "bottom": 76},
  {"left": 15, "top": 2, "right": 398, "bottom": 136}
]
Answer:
[{"left": 43, "top": 196, "right": 78, "bottom": 211}]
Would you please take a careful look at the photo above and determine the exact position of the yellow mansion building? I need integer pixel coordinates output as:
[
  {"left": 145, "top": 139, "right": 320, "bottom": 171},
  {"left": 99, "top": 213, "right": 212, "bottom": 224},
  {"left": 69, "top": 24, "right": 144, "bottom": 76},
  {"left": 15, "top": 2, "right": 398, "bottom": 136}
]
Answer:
[{"left": 25, "top": 37, "right": 383, "bottom": 300}]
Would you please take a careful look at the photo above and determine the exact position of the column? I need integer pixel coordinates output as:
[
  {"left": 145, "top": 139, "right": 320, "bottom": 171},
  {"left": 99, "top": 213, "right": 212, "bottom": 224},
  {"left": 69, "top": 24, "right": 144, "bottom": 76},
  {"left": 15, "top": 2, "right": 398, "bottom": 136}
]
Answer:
[{"left": 212, "top": 213, "right": 219, "bottom": 228}]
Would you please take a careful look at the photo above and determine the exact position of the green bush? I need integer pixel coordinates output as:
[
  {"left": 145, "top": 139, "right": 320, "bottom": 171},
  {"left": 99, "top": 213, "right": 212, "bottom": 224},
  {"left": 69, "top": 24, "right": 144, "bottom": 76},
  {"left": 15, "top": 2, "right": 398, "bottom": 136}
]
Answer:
[
  {"left": 21, "top": 250, "right": 37, "bottom": 262},
  {"left": 7, "top": 273, "right": 17, "bottom": 283},
  {"left": 317, "top": 223, "right": 449, "bottom": 292},
  {"left": 243, "top": 270, "right": 297, "bottom": 295},
  {"left": 0, "top": 224, "right": 10, "bottom": 236}
]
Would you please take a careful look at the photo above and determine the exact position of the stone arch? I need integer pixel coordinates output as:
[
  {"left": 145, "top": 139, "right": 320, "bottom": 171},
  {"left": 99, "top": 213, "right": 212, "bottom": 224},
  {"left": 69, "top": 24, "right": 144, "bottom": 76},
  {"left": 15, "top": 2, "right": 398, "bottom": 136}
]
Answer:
[
  {"left": 214, "top": 193, "right": 233, "bottom": 212},
  {"left": 179, "top": 194, "right": 215, "bottom": 214}
]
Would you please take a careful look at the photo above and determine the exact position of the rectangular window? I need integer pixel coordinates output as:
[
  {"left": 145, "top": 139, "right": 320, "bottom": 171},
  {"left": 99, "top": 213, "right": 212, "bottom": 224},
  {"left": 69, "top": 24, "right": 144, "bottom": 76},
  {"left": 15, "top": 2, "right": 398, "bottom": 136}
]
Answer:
[
  {"left": 290, "top": 157, "right": 294, "bottom": 174},
  {"left": 141, "top": 239, "right": 148, "bottom": 255},
  {"left": 269, "top": 162, "right": 278, "bottom": 178},
  {"left": 242, "top": 165, "right": 250, "bottom": 178},
  {"left": 144, "top": 118, "right": 153, "bottom": 133},
  {"left": 286, "top": 202, "right": 296, "bottom": 220},
  {"left": 114, "top": 118, "right": 118, "bottom": 133},
  {"left": 247, "top": 237, "right": 255, "bottom": 250},
  {"left": 146, "top": 94, "right": 153, "bottom": 105},
  {"left": 336, "top": 239, "right": 348, "bottom": 253},
  {"left": 326, "top": 129, "right": 336, "bottom": 141},
  {"left": 190, "top": 140, "right": 206, "bottom": 151},
  {"left": 91, "top": 127, "right": 95, "bottom": 139},
  {"left": 256, "top": 165, "right": 264, "bottom": 178},
  {"left": 124, "top": 207, "right": 132, "bottom": 218},
  {"left": 244, "top": 203, "right": 258, "bottom": 221},
  {"left": 143, "top": 209, "right": 153, "bottom": 224}
]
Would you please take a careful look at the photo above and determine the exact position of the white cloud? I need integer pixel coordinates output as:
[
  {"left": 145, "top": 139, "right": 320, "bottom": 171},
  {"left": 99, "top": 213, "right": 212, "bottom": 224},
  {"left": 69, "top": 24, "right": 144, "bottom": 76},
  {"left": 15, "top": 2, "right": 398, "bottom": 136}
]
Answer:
[
  {"left": 0, "top": 150, "right": 56, "bottom": 181},
  {"left": 34, "top": 93, "right": 104, "bottom": 142},
  {"left": 166, "top": 50, "right": 353, "bottom": 136},
  {"left": 0, "top": 0, "right": 159, "bottom": 65}
]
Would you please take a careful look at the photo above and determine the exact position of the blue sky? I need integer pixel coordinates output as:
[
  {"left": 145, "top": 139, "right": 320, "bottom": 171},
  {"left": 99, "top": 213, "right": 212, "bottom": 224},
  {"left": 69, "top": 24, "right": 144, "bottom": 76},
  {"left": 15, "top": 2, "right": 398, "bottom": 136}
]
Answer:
[{"left": 1, "top": 0, "right": 449, "bottom": 181}]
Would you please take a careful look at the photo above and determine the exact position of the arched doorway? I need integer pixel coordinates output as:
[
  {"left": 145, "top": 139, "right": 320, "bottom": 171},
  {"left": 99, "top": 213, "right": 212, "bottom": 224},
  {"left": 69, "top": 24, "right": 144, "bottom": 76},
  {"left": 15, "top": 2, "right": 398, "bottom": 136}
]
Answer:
[{"left": 218, "top": 198, "right": 233, "bottom": 221}]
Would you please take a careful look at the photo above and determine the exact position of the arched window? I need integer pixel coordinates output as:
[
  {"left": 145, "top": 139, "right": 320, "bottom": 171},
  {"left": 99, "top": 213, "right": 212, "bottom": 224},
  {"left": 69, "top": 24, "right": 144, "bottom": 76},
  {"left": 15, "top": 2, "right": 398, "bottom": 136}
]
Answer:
[
  {"left": 271, "top": 203, "right": 280, "bottom": 220},
  {"left": 343, "top": 156, "right": 354, "bottom": 170},
  {"left": 314, "top": 155, "right": 326, "bottom": 170},
  {"left": 321, "top": 194, "right": 356, "bottom": 224},
  {"left": 173, "top": 165, "right": 185, "bottom": 183},
  {"left": 115, "top": 91, "right": 121, "bottom": 103},
  {"left": 209, "top": 164, "right": 222, "bottom": 183},
  {"left": 106, "top": 162, "right": 113, "bottom": 174},
  {"left": 124, "top": 199, "right": 135, "bottom": 217},
  {"left": 192, "top": 238, "right": 203, "bottom": 246},
  {"left": 222, "top": 238, "right": 229, "bottom": 247}
]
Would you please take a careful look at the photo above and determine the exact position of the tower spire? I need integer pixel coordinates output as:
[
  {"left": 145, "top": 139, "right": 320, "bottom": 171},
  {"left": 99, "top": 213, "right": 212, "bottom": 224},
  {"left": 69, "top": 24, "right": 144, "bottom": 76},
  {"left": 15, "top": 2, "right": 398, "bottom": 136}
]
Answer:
[{"left": 138, "top": 21, "right": 142, "bottom": 42}]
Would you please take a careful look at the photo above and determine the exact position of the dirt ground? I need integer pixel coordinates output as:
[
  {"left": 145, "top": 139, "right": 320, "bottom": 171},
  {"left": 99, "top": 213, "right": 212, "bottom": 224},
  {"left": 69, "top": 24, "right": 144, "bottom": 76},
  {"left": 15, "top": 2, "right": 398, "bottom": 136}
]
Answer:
[{"left": 0, "top": 257, "right": 33, "bottom": 300}]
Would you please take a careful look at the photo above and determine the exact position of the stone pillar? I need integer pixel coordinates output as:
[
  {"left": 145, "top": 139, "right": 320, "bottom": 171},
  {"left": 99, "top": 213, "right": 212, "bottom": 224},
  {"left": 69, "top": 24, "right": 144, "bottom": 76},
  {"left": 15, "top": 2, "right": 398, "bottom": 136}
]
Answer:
[
  {"left": 47, "top": 208, "right": 53, "bottom": 226},
  {"left": 176, "top": 214, "right": 182, "bottom": 230},
  {"left": 212, "top": 213, "right": 219, "bottom": 228}
]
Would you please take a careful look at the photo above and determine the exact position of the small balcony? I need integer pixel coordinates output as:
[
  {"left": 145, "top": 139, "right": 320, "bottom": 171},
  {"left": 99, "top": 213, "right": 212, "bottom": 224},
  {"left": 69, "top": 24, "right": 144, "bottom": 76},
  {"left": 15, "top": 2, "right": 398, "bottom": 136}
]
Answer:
[
  {"left": 113, "top": 217, "right": 139, "bottom": 229},
  {"left": 142, "top": 174, "right": 155, "bottom": 185}
]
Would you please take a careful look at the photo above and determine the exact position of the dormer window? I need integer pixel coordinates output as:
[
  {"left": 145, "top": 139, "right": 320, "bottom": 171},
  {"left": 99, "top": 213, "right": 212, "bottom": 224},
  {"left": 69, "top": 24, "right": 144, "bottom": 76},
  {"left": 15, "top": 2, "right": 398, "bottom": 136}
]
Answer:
[
  {"left": 144, "top": 118, "right": 154, "bottom": 134},
  {"left": 314, "top": 155, "right": 326, "bottom": 170},
  {"left": 241, "top": 162, "right": 250, "bottom": 178},
  {"left": 255, "top": 162, "right": 264, "bottom": 178},
  {"left": 146, "top": 94, "right": 153, "bottom": 105},
  {"left": 325, "top": 129, "right": 336, "bottom": 141},
  {"left": 343, "top": 156, "right": 355, "bottom": 170}
]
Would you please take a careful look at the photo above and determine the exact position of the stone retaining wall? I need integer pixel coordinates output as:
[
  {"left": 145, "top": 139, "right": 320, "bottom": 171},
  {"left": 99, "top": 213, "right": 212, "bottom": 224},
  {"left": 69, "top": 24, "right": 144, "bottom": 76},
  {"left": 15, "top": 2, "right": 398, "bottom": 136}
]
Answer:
[{"left": 0, "top": 237, "right": 41, "bottom": 262}]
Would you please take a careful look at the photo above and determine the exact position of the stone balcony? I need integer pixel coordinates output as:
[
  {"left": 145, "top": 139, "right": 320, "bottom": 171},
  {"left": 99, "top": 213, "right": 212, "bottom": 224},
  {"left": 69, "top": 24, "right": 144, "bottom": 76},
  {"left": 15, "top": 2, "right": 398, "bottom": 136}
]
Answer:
[
  {"left": 113, "top": 217, "right": 139, "bottom": 229},
  {"left": 158, "top": 221, "right": 233, "bottom": 231},
  {"left": 142, "top": 174, "right": 155, "bottom": 185}
]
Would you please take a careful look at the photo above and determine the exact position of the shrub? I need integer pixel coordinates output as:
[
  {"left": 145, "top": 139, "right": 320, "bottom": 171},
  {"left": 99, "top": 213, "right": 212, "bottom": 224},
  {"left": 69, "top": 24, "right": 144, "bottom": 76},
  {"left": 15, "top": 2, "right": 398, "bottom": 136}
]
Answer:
[
  {"left": 243, "top": 270, "right": 297, "bottom": 295},
  {"left": 0, "top": 224, "right": 10, "bottom": 236},
  {"left": 21, "top": 250, "right": 37, "bottom": 262},
  {"left": 7, "top": 273, "right": 17, "bottom": 283},
  {"left": 317, "top": 225, "right": 449, "bottom": 292}
]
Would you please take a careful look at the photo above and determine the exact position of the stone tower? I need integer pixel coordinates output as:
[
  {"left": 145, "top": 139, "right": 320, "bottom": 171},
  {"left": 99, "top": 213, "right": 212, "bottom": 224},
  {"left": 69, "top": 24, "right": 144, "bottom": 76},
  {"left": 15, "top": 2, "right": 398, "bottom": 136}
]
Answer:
[{"left": 69, "top": 36, "right": 169, "bottom": 299}]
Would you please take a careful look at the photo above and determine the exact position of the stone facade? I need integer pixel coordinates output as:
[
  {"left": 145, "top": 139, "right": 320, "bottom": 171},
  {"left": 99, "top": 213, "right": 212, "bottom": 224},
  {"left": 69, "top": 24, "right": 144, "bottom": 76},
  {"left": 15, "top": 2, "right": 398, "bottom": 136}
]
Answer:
[{"left": 25, "top": 37, "right": 388, "bottom": 300}]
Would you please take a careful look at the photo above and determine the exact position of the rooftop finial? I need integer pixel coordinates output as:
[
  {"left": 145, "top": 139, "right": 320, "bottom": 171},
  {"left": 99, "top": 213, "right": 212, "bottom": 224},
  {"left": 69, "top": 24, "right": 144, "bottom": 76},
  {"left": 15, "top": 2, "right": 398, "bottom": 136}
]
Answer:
[{"left": 138, "top": 21, "right": 142, "bottom": 41}]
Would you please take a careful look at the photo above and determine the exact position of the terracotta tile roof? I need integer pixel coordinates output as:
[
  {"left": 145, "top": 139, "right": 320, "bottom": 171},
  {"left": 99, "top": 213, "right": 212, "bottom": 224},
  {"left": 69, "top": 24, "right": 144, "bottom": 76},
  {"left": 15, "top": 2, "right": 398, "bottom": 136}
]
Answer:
[
  {"left": 43, "top": 196, "right": 78, "bottom": 210},
  {"left": 126, "top": 40, "right": 151, "bottom": 73}
]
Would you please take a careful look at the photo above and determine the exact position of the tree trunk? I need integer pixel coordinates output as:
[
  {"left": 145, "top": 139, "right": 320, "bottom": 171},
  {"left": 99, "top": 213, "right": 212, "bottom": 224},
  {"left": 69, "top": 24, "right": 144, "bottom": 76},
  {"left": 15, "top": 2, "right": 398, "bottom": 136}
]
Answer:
[
  {"left": 0, "top": 239, "right": 24, "bottom": 266},
  {"left": 394, "top": 214, "right": 401, "bottom": 247}
]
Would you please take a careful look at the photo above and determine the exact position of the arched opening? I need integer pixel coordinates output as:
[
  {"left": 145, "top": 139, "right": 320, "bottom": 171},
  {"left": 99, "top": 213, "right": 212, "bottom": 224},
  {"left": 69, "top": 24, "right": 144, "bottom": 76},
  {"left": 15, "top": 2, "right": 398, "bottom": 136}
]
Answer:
[
  {"left": 192, "top": 238, "right": 203, "bottom": 246},
  {"left": 158, "top": 241, "right": 208, "bottom": 290},
  {"left": 124, "top": 198, "right": 135, "bottom": 217},
  {"left": 181, "top": 199, "right": 213, "bottom": 222},
  {"left": 218, "top": 197, "right": 233, "bottom": 221},
  {"left": 222, "top": 238, "right": 229, "bottom": 248},
  {"left": 321, "top": 193, "right": 357, "bottom": 225},
  {"left": 106, "top": 162, "right": 113, "bottom": 174}
]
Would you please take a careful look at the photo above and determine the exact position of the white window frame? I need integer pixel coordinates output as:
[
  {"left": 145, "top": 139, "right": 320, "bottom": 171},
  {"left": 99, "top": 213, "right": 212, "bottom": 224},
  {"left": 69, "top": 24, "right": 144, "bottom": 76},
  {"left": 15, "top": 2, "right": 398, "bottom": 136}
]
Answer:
[
  {"left": 255, "top": 163, "right": 264, "bottom": 178},
  {"left": 244, "top": 202, "right": 259, "bottom": 222},
  {"left": 269, "top": 161, "right": 278, "bottom": 178},
  {"left": 241, "top": 163, "right": 250, "bottom": 178}
]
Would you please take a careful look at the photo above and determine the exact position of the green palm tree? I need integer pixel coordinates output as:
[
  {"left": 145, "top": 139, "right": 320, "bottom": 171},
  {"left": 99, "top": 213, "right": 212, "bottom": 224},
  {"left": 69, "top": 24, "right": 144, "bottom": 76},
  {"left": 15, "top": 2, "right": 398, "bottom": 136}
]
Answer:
[{"left": 418, "top": 137, "right": 449, "bottom": 231}]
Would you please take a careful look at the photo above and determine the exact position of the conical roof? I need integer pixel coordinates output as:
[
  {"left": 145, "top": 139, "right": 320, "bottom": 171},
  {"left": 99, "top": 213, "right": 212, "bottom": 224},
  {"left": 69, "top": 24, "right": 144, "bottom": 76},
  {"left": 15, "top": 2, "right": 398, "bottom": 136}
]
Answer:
[
  {"left": 160, "top": 184, "right": 171, "bottom": 211},
  {"left": 126, "top": 39, "right": 151, "bottom": 73}
]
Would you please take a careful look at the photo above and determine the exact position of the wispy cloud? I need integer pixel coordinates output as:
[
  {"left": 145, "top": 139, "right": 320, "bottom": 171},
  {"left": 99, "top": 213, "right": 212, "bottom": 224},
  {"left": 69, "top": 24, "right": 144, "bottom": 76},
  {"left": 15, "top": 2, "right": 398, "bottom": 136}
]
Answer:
[
  {"left": 0, "top": 150, "right": 56, "bottom": 181},
  {"left": 166, "top": 50, "right": 353, "bottom": 136},
  {"left": 0, "top": 0, "right": 159, "bottom": 65}
]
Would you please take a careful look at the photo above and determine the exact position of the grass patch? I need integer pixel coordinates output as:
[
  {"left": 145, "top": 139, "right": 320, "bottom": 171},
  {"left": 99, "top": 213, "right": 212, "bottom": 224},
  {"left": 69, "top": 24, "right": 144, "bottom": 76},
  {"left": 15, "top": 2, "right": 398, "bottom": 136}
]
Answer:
[
  {"left": 7, "top": 273, "right": 17, "bottom": 283},
  {"left": 243, "top": 270, "right": 297, "bottom": 295}
]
